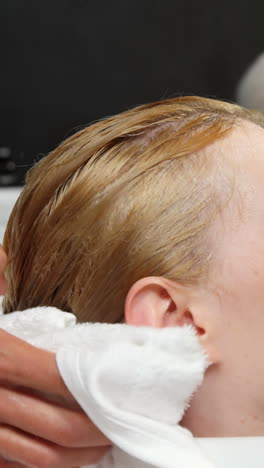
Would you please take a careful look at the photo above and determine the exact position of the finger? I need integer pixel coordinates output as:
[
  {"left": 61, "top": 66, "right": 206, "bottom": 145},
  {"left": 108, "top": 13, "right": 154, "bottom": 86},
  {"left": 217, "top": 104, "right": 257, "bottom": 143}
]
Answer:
[
  {"left": 0, "top": 458, "right": 27, "bottom": 468},
  {"left": 0, "top": 330, "right": 72, "bottom": 402},
  {"left": 0, "top": 425, "right": 110, "bottom": 468},
  {"left": 0, "top": 386, "right": 110, "bottom": 448}
]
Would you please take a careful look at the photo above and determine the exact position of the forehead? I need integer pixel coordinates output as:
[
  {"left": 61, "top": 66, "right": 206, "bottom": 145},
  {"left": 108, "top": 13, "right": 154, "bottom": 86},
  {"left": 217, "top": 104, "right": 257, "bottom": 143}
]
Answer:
[
  {"left": 206, "top": 119, "right": 264, "bottom": 170},
  {"left": 226, "top": 121, "right": 264, "bottom": 213},
  {"left": 207, "top": 120, "right": 264, "bottom": 219},
  {"left": 208, "top": 120, "right": 264, "bottom": 285},
  {"left": 225, "top": 120, "right": 264, "bottom": 167}
]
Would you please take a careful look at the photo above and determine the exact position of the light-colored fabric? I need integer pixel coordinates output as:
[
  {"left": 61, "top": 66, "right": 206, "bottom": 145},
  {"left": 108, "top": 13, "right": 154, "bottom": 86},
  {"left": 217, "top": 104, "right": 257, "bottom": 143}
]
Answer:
[
  {"left": 196, "top": 437, "right": 264, "bottom": 468},
  {"left": 0, "top": 305, "right": 212, "bottom": 468},
  {"left": 0, "top": 306, "right": 263, "bottom": 467},
  {"left": 236, "top": 53, "right": 264, "bottom": 111},
  {"left": 0, "top": 187, "right": 22, "bottom": 243}
]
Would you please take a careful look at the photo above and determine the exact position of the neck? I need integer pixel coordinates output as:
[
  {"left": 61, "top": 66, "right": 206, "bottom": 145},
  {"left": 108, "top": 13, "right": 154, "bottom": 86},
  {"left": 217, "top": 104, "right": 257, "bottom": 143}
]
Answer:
[{"left": 181, "top": 364, "right": 264, "bottom": 437}]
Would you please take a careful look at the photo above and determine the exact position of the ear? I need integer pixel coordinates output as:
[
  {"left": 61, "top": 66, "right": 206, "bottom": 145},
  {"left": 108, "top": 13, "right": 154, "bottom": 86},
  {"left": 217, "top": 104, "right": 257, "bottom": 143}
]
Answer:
[
  {"left": 125, "top": 277, "right": 221, "bottom": 363},
  {"left": 124, "top": 276, "right": 205, "bottom": 335}
]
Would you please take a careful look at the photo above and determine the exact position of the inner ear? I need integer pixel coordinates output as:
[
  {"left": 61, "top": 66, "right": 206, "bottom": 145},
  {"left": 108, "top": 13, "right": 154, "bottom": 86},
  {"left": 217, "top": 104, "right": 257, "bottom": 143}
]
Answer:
[
  {"left": 167, "top": 298, "right": 176, "bottom": 313},
  {"left": 173, "top": 309, "right": 205, "bottom": 336},
  {"left": 182, "top": 310, "right": 205, "bottom": 336}
]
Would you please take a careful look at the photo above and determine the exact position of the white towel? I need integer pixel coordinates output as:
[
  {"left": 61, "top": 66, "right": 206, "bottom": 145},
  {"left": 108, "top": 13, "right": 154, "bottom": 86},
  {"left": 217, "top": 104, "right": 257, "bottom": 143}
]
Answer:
[{"left": 0, "top": 305, "right": 214, "bottom": 468}]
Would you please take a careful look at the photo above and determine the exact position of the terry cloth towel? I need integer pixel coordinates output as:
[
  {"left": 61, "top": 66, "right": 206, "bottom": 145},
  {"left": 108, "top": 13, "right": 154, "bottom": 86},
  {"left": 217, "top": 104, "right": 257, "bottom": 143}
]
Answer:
[{"left": 0, "top": 306, "right": 213, "bottom": 468}]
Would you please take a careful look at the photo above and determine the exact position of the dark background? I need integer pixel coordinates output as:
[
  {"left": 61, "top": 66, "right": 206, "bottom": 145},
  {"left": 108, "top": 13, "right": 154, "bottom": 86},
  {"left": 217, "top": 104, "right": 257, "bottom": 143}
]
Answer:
[{"left": 0, "top": 0, "right": 263, "bottom": 184}]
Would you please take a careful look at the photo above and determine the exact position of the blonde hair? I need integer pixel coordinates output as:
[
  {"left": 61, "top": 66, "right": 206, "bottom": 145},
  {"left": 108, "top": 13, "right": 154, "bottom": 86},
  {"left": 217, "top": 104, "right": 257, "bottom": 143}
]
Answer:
[{"left": 3, "top": 96, "right": 264, "bottom": 322}]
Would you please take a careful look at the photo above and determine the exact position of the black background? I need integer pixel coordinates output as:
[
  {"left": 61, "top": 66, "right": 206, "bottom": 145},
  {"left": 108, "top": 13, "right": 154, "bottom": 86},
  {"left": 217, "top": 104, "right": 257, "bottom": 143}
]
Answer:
[{"left": 0, "top": 1, "right": 263, "bottom": 184}]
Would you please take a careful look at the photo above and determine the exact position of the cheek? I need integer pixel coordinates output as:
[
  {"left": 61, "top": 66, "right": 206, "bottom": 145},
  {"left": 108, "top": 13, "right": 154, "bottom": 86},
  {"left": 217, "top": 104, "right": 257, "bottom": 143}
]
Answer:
[
  {"left": 215, "top": 262, "right": 264, "bottom": 375},
  {"left": 210, "top": 215, "right": 264, "bottom": 359},
  {"left": 212, "top": 248, "right": 264, "bottom": 348},
  {"left": 209, "top": 198, "right": 264, "bottom": 388}
]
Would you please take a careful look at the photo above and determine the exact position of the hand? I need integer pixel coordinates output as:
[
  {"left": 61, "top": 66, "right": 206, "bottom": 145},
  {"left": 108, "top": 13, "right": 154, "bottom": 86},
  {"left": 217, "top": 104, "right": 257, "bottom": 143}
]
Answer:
[
  {"left": 0, "top": 330, "right": 111, "bottom": 468},
  {"left": 0, "top": 246, "right": 111, "bottom": 467}
]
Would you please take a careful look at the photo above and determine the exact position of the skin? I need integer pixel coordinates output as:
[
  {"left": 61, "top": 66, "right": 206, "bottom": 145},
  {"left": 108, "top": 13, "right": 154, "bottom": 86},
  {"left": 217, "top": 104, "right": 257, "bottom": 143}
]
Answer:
[
  {"left": 0, "top": 247, "right": 110, "bottom": 467},
  {"left": 1, "top": 120, "right": 263, "bottom": 465},
  {"left": 125, "top": 121, "right": 264, "bottom": 437}
]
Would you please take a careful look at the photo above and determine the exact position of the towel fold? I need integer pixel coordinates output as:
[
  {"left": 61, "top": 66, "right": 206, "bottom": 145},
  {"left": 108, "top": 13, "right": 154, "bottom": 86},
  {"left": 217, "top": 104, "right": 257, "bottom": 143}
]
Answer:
[{"left": 0, "top": 305, "right": 213, "bottom": 468}]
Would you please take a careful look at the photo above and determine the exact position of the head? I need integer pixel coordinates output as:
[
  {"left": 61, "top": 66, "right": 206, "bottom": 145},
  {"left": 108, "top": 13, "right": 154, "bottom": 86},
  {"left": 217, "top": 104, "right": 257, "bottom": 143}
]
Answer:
[{"left": 3, "top": 96, "right": 264, "bottom": 436}]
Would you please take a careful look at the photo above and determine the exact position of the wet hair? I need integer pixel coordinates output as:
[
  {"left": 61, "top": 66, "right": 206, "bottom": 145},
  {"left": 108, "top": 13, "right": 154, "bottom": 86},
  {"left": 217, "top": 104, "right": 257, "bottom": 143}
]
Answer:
[{"left": 3, "top": 96, "right": 264, "bottom": 322}]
